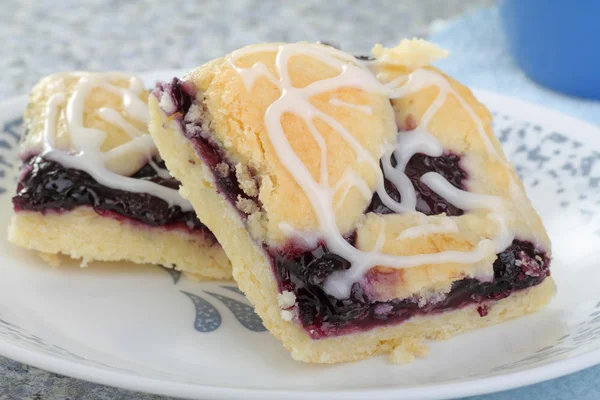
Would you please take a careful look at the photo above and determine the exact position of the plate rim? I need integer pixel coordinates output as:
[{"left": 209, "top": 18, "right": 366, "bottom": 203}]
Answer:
[
  {"left": 2, "top": 327, "right": 599, "bottom": 400},
  {"left": 1, "top": 80, "right": 600, "bottom": 399}
]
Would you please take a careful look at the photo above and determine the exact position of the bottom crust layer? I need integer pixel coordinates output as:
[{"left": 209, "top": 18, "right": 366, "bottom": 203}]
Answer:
[
  {"left": 8, "top": 207, "right": 232, "bottom": 280},
  {"left": 284, "top": 277, "right": 555, "bottom": 363}
]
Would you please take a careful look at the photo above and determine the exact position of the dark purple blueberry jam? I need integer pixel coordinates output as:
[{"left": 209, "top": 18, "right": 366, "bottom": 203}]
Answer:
[
  {"left": 154, "top": 78, "right": 258, "bottom": 217},
  {"left": 367, "top": 153, "right": 468, "bottom": 216},
  {"left": 271, "top": 239, "right": 549, "bottom": 339},
  {"left": 13, "top": 155, "right": 211, "bottom": 235},
  {"left": 153, "top": 78, "right": 195, "bottom": 116}
]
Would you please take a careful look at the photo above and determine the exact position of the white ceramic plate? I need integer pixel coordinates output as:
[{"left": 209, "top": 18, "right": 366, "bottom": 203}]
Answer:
[{"left": 1, "top": 71, "right": 599, "bottom": 400}]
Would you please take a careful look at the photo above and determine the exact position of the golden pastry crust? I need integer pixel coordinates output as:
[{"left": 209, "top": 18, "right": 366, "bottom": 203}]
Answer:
[
  {"left": 388, "top": 337, "right": 430, "bottom": 364},
  {"left": 8, "top": 208, "right": 231, "bottom": 280},
  {"left": 371, "top": 39, "right": 449, "bottom": 69},
  {"left": 184, "top": 44, "right": 398, "bottom": 244},
  {"left": 149, "top": 41, "right": 553, "bottom": 363}
]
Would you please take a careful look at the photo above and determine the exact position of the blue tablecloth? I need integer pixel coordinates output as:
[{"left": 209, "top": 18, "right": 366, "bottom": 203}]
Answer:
[{"left": 433, "top": 6, "right": 600, "bottom": 400}]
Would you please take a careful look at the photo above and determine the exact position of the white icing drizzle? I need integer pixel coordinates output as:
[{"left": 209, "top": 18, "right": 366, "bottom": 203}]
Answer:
[
  {"left": 328, "top": 98, "right": 373, "bottom": 115},
  {"left": 148, "top": 158, "right": 173, "bottom": 179},
  {"left": 333, "top": 168, "right": 373, "bottom": 209},
  {"left": 102, "top": 134, "right": 156, "bottom": 167},
  {"left": 227, "top": 44, "right": 520, "bottom": 298},
  {"left": 40, "top": 73, "right": 191, "bottom": 210},
  {"left": 97, "top": 107, "right": 142, "bottom": 138},
  {"left": 97, "top": 104, "right": 172, "bottom": 180},
  {"left": 279, "top": 222, "right": 321, "bottom": 249},
  {"left": 43, "top": 94, "right": 66, "bottom": 150},
  {"left": 420, "top": 173, "right": 513, "bottom": 252},
  {"left": 397, "top": 213, "right": 458, "bottom": 240}
]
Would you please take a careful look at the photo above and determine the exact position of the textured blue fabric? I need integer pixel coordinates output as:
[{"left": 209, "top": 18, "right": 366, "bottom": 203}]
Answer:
[
  {"left": 431, "top": 6, "right": 600, "bottom": 400},
  {"left": 429, "top": 7, "right": 600, "bottom": 126}
]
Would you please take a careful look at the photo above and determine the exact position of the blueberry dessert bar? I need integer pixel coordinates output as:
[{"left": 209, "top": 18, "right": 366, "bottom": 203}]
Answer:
[
  {"left": 9, "top": 72, "right": 231, "bottom": 279},
  {"left": 149, "top": 41, "right": 554, "bottom": 362}
]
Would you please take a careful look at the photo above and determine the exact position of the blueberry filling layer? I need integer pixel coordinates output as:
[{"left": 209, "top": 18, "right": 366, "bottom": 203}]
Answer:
[
  {"left": 367, "top": 153, "right": 467, "bottom": 216},
  {"left": 154, "top": 78, "right": 259, "bottom": 219},
  {"left": 13, "top": 155, "right": 211, "bottom": 234},
  {"left": 271, "top": 239, "right": 549, "bottom": 339}
]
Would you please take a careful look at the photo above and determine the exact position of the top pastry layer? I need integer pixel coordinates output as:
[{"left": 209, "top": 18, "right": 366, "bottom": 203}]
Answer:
[
  {"left": 22, "top": 72, "right": 152, "bottom": 176},
  {"left": 181, "top": 43, "right": 398, "bottom": 242},
  {"left": 153, "top": 40, "right": 551, "bottom": 300}
]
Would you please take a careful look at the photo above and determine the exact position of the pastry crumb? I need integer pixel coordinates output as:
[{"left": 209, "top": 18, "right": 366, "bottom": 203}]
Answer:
[
  {"left": 159, "top": 93, "right": 176, "bottom": 115},
  {"left": 280, "top": 309, "right": 295, "bottom": 321},
  {"left": 247, "top": 211, "right": 267, "bottom": 240},
  {"left": 215, "top": 162, "right": 230, "bottom": 178},
  {"left": 278, "top": 291, "right": 297, "bottom": 308},
  {"left": 389, "top": 338, "right": 429, "bottom": 364},
  {"left": 235, "top": 163, "right": 259, "bottom": 197},
  {"left": 236, "top": 196, "right": 259, "bottom": 215},
  {"left": 184, "top": 103, "right": 204, "bottom": 122},
  {"left": 38, "top": 252, "right": 62, "bottom": 267},
  {"left": 278, "top": 291, "right": 298, "bottom": 321},
  {"left": 371, "top": 38, "right": 448, "bottom": 69}
]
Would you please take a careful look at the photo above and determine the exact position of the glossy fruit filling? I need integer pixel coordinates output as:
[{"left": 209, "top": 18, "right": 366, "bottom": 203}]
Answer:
[
  {"left": 367, "top": 153, "right": 467, "bottom": 216},
  {"left": 271, "top": 238, "right": 549, "bottom": 339},
  {"left": 13, "top": 155, "right": 211, "bottom": 235}
]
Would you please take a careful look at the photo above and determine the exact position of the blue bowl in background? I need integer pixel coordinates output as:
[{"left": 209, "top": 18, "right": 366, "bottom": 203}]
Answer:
[{"left": 500, "top": 0, "right": 600, "bottom": 99}]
